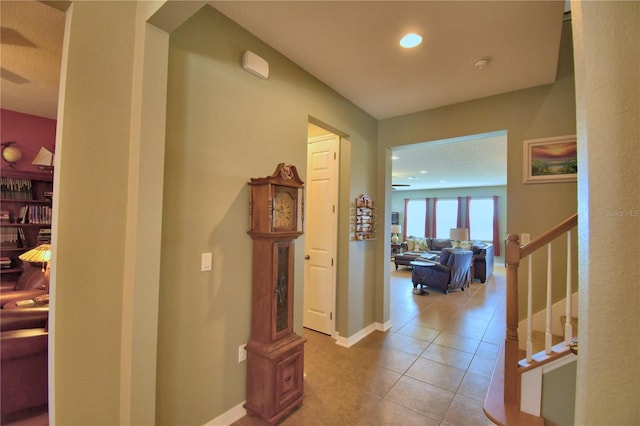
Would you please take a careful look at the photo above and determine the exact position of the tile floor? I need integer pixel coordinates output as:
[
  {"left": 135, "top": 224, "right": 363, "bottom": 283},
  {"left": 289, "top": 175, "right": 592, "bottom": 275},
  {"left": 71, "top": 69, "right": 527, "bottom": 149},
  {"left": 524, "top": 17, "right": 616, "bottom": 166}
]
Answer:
[{"left": 234, "top": 263, "right": 507, "bottom": 426}]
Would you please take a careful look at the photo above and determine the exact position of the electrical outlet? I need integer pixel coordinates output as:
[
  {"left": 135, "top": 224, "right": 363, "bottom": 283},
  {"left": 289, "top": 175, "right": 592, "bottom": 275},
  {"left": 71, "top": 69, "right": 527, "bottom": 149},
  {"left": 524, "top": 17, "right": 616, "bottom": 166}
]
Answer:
[
  {"left": 521, "top": 233, "right": 531, "bottom": 244},
  {"left": 238, "top": 344, "right": 247, "bottom": 362}
]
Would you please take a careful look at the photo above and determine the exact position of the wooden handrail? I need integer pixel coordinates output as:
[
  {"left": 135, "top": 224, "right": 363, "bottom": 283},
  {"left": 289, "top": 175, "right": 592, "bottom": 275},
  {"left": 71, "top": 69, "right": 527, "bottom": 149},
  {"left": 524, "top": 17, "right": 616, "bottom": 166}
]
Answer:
[
  {"left": 520, "top": 213, "right": 577, "bottom": 258},
  {"left": 502, "top": 213, "right": 577, "bottom": 410}
]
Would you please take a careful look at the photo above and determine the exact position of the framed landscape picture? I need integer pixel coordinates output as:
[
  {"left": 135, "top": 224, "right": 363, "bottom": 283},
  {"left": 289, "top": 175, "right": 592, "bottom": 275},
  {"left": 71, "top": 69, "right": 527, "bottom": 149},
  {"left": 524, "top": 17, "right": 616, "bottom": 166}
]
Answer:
[{"left": 523, "top": 135, "right": 577, "bottom": 184}]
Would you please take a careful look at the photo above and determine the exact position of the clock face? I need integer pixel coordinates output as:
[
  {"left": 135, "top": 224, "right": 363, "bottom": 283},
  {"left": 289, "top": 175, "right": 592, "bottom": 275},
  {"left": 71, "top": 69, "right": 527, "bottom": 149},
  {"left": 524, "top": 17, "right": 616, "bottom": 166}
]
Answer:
[{"left": 273, "top": 187, "right": 296, "bottom": 230}]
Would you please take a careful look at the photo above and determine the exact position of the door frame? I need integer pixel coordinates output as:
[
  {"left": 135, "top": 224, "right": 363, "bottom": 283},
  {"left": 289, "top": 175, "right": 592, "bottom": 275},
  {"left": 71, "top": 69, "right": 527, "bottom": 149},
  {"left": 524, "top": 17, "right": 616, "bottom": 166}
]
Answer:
[{"left": 304, "top": 131, "right": 339, "bottom": 336}]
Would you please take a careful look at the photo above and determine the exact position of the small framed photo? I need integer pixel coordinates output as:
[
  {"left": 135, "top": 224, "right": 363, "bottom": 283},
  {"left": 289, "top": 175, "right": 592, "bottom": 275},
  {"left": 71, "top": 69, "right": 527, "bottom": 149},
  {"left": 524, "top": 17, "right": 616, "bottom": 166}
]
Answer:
[
  {"left": 391, "top": 212, "right": 399, "bottom": 225},
  {"left": 523, "top": 135, "right": 577, "bottom": 184}
]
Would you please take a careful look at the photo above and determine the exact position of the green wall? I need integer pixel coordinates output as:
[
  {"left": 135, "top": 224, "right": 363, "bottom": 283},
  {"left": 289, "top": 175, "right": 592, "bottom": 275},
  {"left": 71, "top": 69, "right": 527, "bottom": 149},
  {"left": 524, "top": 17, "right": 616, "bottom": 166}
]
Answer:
[
  {"left": 542, "top": 361, "right": 577, "bottom": 425},
  {"left": 158, "top": 7, "right": 377, "bottom": 424},
  {"left": 379, "top": 19, "right": 578, "bottom": 316}
]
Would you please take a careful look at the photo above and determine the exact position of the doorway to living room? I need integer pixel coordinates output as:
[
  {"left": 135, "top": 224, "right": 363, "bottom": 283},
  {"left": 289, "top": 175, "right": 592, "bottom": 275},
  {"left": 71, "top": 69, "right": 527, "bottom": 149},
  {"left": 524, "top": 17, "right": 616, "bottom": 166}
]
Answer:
[
  {"left": 390, "top": 130, "right": 507, "bottom": 256},
  {"left": 389, "top": 130, "right": 507, "bottom": 308}
]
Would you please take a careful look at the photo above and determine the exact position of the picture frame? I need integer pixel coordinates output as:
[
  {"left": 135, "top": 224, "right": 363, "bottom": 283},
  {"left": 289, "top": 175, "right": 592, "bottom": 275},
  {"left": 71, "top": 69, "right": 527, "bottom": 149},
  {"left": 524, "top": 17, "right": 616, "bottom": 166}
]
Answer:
[
  {"left": 523, "top": 135, "right": 577, "bottom": 184},
  {"left": 391, "top": 212, "right": 399, "bottom": 225}
]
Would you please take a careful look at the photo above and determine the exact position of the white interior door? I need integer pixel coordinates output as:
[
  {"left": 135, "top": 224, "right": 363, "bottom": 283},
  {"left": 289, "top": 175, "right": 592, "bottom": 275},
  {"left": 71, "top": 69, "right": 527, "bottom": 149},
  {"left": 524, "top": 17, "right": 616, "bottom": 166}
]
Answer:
[{"left": 303, "top": 134, "right": 339, "bottom": 335}]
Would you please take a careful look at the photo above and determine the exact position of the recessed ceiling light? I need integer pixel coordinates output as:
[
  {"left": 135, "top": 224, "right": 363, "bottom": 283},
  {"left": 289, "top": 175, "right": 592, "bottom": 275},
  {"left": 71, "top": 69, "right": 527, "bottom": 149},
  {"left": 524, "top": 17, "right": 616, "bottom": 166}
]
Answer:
[
  {"left": 400, "top": 33, "right": 422, "bottom": 49},
  {"left": 419, "top": 170, "right": 427, "bottom": 174},
  {"left": 407, "top": 176, "right": 417, "bottom": 180},
  {"left": 391, "top": 155, "right": 399, "bottom": 160}
]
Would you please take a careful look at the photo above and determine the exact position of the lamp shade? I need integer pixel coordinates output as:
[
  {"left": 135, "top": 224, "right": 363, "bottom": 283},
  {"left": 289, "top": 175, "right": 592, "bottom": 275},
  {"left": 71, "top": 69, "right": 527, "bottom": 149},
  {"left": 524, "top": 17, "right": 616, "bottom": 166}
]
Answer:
[
  {"left": 32, "top": 146, "right": 54, "bottom": 168},
  {"left": 390, "top": 225, "right": 401, "bottom": 234},
  {"left": 19, "top": 244, "right": 51, "bottom": 263},
  {"left": 449, "top": 228, "right": 469, "bottom": 241}
]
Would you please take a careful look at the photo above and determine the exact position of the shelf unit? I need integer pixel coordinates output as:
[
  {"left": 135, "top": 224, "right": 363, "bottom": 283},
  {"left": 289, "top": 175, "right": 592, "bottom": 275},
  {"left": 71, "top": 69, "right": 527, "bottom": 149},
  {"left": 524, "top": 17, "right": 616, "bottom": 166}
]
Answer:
[
  {"left": 0, "top": 170, "right": 53, "bottom": 278},
  {"left": 354, "top": 194, "right": 375, "bottom": 240}
]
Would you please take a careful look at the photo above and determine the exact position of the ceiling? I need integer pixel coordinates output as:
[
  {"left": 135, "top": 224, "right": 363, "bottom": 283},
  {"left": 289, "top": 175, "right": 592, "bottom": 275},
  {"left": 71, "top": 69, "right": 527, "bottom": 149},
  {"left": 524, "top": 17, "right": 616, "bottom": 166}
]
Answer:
[
  {"left": 0, "top": 1, "right": 65, "bottom": 120},
  {"left": 210, "top": 1, "right": 565, "bottom": 120},
  {"left": 1, "top": 1, "right": 566, "bottom": 190},
  {"left": 391, "top": 132, "right": 507, "bottom": 191}
]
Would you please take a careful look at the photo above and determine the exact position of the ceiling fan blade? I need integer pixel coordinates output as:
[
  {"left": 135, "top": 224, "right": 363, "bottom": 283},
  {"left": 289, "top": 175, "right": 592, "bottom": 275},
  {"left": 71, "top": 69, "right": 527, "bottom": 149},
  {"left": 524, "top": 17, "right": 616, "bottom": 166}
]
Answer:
[
  {"left": 392, "top": 184, "right": 410, "bottom": 187},
  {"left": 0, "top": 67, "right": 30, "bottom": 84}
]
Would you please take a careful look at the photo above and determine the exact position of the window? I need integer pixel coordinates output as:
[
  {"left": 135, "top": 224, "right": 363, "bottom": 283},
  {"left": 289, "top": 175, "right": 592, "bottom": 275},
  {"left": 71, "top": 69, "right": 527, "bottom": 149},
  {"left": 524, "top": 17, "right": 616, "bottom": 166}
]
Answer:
[
  {"left": 435, "top": 199, "right": 458, "bottom": 238},
  {"left": 469, "top": 198, "right": 494, "bottom": 241},
  {"left": 406, "top": 199, "right": 426, "bottom": 237}
]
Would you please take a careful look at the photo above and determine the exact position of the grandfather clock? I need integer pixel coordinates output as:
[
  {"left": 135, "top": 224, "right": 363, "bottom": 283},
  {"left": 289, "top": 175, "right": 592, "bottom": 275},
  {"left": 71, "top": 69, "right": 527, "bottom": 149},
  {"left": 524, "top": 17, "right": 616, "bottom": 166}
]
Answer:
[{"left": 245, "top": 163, "right": 306, "bottom": 425}]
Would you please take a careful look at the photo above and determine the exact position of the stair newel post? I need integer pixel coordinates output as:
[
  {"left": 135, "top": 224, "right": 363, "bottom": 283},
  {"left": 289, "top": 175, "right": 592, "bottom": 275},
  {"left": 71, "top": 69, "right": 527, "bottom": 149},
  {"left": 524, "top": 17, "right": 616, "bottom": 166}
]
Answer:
[{"left": 504, "top": 234, "right": 522, "bottom": 407}]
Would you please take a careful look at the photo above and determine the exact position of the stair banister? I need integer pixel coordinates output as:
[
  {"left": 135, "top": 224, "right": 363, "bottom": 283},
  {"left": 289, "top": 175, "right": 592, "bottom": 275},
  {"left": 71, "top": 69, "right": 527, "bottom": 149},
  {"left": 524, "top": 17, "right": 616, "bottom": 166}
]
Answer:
[
  {"left": 504, "top": 233, "right": 522, "bottom": 406},
  {"left": 564, "top": 229, "right": 573, "bottom": 345},
  {"left": 502, "top": 213, "right": 577, "bottom": 408}
]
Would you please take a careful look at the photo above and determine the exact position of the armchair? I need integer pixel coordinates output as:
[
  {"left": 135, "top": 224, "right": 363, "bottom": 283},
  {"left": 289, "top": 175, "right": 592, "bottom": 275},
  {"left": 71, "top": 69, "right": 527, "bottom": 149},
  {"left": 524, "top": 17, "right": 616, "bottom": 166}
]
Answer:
[
  {"left": 411, "top": 248, "right": 473, "bottom": 294},
  {"left": 471, "top": 243, "right": 494, "bottom": 283},
  {"left": 0, "top": 263, "right": 48, "bottom": 308}
]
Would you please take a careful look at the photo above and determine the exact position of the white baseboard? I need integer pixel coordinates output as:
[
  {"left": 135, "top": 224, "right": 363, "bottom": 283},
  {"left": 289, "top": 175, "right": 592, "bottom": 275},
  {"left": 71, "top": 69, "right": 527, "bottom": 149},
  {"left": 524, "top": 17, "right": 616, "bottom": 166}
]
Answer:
[
  {"left": 376, "top": 320, "right": 393, "bottom": 332},
  {"left": 203, "top": 401, "right": 246, "bottom": 426},
  {"left": 334, "top": 320, "right": 390, "bottom": 348}
]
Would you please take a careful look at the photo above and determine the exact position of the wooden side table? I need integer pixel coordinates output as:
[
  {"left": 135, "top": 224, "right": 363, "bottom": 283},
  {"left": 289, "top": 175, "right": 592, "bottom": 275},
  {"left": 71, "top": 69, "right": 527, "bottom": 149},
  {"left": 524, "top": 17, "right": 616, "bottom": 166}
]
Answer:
[{"left": 391, "top": 244, "right": 403, "bottom": 257}]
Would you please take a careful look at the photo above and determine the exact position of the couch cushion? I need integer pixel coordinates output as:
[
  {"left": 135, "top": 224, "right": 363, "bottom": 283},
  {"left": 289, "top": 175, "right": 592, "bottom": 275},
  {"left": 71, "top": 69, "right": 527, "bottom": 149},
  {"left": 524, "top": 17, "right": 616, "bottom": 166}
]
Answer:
[
  {"left": 406, "top": 237, "right": 429, "bottom": 252},
  {"left": 430, "top": 239, "right": 452, "bottom": 251}
]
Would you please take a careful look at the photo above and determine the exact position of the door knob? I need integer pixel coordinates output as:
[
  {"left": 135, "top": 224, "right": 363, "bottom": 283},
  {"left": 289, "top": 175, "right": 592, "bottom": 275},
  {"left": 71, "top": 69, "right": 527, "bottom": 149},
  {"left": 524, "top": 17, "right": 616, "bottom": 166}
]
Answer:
[{"left": 304, "top": 255, "right": 310, "bottom": 260}]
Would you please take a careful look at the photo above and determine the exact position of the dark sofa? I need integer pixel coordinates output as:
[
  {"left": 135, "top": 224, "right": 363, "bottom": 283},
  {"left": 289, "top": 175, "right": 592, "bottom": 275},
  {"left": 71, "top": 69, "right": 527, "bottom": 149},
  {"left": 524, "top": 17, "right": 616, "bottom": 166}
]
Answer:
[
  {"left": 0, "top": 306, "right": 49, "bottom": 422},
  {"left": 0, "top": 263, "right": 48, "bottom": 308},
  {"left": 394, "top": 237, "right": 494, "bottom": 283},
  {"left": 471, "top": 243, "right": 494, "bottom": 283}
]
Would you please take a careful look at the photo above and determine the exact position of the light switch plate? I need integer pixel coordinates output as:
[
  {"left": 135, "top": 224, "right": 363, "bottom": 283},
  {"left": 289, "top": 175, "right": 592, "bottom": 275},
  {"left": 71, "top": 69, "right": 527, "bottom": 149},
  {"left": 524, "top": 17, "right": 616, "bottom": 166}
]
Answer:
[
  {"left": 238, "top": 344, "right": 247, "bottom": 362},
  {"left": 521, "top": 233, "right": 531, "bottom": 244},
  {"left": 201, "top": 252, "right": 212, "bottom": 272}
]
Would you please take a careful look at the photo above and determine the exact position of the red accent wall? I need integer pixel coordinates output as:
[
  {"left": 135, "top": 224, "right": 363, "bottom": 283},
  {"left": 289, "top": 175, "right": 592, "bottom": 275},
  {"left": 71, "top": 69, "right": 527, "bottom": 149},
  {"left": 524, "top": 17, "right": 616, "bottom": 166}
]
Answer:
[{"left": 1, "top": 109, "right": 56, "bottom": 174}]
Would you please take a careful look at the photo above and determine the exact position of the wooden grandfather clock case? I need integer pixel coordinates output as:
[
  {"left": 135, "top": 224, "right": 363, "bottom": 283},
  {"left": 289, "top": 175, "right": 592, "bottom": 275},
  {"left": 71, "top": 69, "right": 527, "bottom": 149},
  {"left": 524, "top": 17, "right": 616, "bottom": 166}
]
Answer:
[{"left": 245, "top": 163, "right": 306, "bottom": 425}]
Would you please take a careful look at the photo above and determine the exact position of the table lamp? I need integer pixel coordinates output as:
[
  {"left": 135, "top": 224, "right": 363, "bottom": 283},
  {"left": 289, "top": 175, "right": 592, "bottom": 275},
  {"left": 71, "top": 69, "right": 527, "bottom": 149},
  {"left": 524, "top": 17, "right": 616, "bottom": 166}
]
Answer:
[
  {"left": 19, "top": 244, "right": 52, "bottom": 300},
  {"left": 391, "top": 225, "right": 401, "bottom": 244},
  {"left": 19, "top": 244, "right": 51, "bottom": 270},
  {"left": 32, "top": 146, "right": 54, "bottom": 171},
  {"left": 449, "top": 228, "right": 469, "bottom": 248}
]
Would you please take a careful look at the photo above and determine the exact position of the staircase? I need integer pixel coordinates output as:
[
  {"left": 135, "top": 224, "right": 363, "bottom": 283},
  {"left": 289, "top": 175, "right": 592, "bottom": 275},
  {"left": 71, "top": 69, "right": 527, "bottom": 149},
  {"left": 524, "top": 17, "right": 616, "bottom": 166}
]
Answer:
[{"left": 484, "top": 214, "right": 578, "bottom": 425}]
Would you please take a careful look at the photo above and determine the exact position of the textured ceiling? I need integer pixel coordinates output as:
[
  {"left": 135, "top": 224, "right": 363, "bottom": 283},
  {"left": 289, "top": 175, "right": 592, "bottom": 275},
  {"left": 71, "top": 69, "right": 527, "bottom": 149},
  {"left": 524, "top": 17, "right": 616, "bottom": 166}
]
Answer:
[
  {"left": 0, "top": 1, "right": 64, "bottom": 119},
  {"left": 2, "top": 1, "right": 565, "bottom": 190},
  {"left": 391, "top": 132, "right": 507, "bottom": 191},
  {"left": 210, "top": 0, "right": 564, "bottom": 119}
]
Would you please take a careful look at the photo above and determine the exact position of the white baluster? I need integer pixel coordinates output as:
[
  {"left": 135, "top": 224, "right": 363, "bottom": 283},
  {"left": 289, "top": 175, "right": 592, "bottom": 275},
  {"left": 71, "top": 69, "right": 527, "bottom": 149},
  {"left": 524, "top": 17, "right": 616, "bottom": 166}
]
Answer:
[
  {"left": 565, "top": 229, "right": 573, "bottom": 345},
  {"left": 526, "top": 254, "right": 533, "bottom": 362},
  {"left": 545, "top": 243, "right": 552, "bottom": 355}
]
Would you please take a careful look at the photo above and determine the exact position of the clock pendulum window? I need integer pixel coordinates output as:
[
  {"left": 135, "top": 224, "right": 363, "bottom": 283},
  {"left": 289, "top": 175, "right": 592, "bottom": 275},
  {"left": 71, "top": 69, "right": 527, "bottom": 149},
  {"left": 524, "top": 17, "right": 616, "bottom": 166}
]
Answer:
[{"left": 245, "top": 163, "right": 306, "bottom": 425}]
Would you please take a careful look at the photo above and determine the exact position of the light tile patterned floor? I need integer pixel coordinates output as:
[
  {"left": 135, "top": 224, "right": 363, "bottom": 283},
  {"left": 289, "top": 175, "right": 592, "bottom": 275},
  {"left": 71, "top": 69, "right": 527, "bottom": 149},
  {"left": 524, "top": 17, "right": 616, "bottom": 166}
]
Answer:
[{"left": 234, "top": 264, "right": 507, "bottom": 426}]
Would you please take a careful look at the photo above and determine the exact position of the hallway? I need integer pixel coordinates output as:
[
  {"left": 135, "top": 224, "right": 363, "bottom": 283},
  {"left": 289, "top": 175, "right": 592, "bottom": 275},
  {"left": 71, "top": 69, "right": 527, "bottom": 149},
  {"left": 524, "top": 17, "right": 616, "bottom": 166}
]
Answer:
[{"left": 235, "top": 264, "right": 506, "bottom": 425}]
